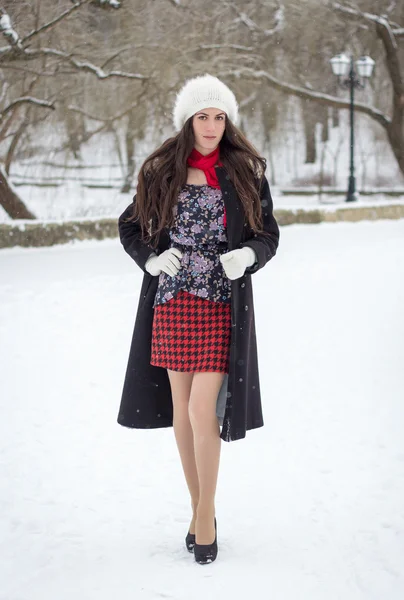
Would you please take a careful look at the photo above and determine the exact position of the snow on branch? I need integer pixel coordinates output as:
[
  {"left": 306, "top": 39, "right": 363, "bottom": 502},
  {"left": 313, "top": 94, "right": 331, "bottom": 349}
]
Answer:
[
  {"left": 391, "top": 27, "right": 404, "bottom": 38},
  {"left": 0, "top": 6, "right": 146, "bottom": 80},
  {"left": 0, "top": 96, "right": 55, "bottom": 120},
  {"left": 332, "top": 2, "right": 403, "bottom": 103},
  {"left": 332, "top": 2, "right": 398, "bottom": 48},
  {"left": 91, "top": 0, "right": 121, "bottom": 8},
  {"left": 27, "top": 48, "right": 149, "bottom": 80},
  {"left": 2, "top": 1, "right": 122, "bottom": 56},
  {"left": 0, "top": 10, "right": 22, "bottom": 48},
  {"left": 0, "top": 45, "right": 149, "bottom": 80},
  {"left": 220, "top": 67, "right": 391, "bottom": 129},
  {"left": 225, "top": 2, "right": 284, "bottom": 37}
]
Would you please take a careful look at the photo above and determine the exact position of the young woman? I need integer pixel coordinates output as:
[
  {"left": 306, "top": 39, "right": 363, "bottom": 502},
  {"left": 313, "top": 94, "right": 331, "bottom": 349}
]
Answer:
[{"left": 117, "top": 74, "right": 280, "bottom": 564}]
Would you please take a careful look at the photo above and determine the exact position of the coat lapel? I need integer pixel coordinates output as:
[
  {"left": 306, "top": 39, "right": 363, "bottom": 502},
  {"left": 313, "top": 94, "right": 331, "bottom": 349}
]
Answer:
[{"left": 215, "top": 166, "right": 245, "bottom": 250}]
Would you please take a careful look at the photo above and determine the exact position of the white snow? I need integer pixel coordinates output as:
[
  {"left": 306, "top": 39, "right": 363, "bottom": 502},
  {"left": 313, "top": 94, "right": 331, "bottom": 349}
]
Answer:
[{"left": 1, "top": 219, "right": 404, "bottom": 599}]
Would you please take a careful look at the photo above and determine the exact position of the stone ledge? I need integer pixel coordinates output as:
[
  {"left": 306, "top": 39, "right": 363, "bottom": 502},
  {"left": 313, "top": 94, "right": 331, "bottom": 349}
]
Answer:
[
  {"left": 0, "top": 219, "right": 118, "bottom": 249},
  {"left": 1, "top": 204, "right": 404, "bottom": 249},
  {"left": 275, "top": 203, "right": 404, "bottom": 225}
]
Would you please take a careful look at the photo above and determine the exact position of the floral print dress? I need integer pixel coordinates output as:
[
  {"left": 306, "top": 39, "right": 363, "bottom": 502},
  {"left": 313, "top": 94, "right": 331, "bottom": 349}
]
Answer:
[{"left": 153, "top": 183, "right": 231, "bottom": 308}]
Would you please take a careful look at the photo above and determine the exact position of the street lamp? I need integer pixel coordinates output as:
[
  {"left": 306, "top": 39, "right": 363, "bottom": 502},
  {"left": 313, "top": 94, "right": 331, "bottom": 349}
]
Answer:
[{"left": 330, "top": 53, "right": 375, "bottom": 202}]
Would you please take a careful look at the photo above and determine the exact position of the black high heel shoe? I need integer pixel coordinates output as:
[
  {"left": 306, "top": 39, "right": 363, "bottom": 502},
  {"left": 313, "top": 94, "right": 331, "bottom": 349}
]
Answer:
[
  {"left": 194, "top": 518, "right": 217, "bottom": 564},
  {"left": 185, "top": 530, "right": 196, "bottom": 553}
]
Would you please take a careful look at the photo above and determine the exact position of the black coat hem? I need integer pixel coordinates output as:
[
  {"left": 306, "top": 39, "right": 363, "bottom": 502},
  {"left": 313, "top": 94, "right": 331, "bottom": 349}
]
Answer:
[{"left": 117, "top": 416, "right": 173, "bottom": 429}]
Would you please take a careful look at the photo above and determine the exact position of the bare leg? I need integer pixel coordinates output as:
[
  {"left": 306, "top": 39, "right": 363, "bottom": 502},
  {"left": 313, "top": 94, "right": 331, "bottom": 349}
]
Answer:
[
  {"left": 188, "top": 371, "right": 224, "bottom": 545},
  {"left": 167, "top": 369, "right": 199, "bottom": 534}
]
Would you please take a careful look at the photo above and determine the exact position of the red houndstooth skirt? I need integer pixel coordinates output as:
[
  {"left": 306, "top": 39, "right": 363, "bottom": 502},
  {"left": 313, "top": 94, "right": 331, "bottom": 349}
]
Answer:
[{"left": 150, "top": 289, "right": 231, "bottom": 373}]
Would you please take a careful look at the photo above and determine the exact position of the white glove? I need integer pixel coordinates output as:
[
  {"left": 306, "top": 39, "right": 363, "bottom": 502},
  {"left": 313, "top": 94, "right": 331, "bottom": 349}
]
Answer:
[
  {"left": 220, "top": 247, "right": 257, "bottom": 280},
  {"left": 145, "top": 247, "right": 183, "bottom": 277}
]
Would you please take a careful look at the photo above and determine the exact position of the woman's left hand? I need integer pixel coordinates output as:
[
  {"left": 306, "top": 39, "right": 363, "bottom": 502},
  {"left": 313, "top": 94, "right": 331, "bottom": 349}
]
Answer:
[{"left": 220, "top": 247, "right": 257, "bottom": 280}]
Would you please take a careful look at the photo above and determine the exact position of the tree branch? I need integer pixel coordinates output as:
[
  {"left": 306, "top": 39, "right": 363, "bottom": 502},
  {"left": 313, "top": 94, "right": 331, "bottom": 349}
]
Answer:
[
  {"left": 220, "top": 67, "right": 391, "bottom": 128},
  {"left": 0, "top": 8, "right": 147, "bottom": 79},
  {"left": 1, "top": 96, "right": 55, "bottom": 120},
  {"left": 68, "top": 100, "right": 139, "bottom": 122},
  {"left": 0, "top": 2, "right": 124, "bottom": 61},
  {"left": 332, "top": 3, "right": 403, "bottom": 109},
  {"left": 21, "top": 0, "right": 91, "bottom": 45},
  {"left": 0, "top": 47, "right": 149, "bottom": 80},
  {"left": 185, "top": 43, "right": 254, "bottom": 53},
  {"left": 224, "top": 1, "right": 284, "bottom": 37},
  {"left": 92, "top": 0, "right": 121, "bottom": 7},
  {"left": 332, "top": 2, "right": 398, "bottom": 47}
]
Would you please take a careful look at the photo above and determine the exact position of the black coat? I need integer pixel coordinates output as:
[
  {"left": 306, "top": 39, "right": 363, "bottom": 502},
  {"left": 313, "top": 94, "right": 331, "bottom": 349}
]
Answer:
[{"left": 116, "top": 167, "right": 280, "bottom": 442}]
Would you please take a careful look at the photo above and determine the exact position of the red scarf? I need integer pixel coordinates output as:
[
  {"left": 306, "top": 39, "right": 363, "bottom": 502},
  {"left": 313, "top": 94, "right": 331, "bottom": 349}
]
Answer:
[{"left": 187, "top": 146, "right": 227, "bottom": 227}]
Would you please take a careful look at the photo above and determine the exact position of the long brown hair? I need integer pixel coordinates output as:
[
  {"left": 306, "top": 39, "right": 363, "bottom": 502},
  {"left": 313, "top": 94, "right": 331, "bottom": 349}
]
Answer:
[{"left": 124, "top": 116, "right": 267, "bottom": 249}]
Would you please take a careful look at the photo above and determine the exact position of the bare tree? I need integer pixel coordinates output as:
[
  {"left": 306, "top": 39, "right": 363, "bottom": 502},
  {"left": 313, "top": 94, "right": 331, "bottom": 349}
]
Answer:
[
  {"left": 0, "top": 1, "right": 148, "bottom": 218},
  {"left": 332, "top": 2, "right": 404, "bottom": 176},
  {"left": 217, "top": 1, "right": 403, "bottom": 177},
  {"left": 1, "top": 0, "right": 403, "bottom": 225}
]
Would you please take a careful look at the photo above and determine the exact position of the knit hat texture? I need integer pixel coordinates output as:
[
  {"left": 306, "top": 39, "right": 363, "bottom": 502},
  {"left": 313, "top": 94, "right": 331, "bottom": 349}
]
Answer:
[{"left": 172, "top": 74, "right": 239, "bottom": 131}]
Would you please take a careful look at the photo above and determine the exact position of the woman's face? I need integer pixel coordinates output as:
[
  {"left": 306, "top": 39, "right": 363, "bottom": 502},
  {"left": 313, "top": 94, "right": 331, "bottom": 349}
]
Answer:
[{"left": 192, "top": 107, "right": 226, "bottom": 155}]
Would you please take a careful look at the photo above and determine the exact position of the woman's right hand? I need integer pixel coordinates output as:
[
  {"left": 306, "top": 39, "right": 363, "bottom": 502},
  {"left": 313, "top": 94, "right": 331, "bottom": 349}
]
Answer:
[{"left": 145, "top": 247, "right": 183, "bottom": 277}]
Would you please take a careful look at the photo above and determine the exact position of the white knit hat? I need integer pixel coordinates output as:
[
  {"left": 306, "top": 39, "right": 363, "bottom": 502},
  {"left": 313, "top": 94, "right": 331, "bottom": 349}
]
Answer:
[{"left": 172, "top": 74, "right": 239, "bottom": 131}]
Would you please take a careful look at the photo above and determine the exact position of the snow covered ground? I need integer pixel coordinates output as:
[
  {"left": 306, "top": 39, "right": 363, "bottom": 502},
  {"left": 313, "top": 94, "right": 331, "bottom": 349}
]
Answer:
[{"left": 1, "top": 219, "right": 404, "bottom": 600}]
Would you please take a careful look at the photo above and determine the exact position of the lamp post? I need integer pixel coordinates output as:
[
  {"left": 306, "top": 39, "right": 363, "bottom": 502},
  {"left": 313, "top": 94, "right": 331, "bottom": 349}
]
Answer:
[{"left": 330, "top": 53, "right": 375, "bottom": 202}]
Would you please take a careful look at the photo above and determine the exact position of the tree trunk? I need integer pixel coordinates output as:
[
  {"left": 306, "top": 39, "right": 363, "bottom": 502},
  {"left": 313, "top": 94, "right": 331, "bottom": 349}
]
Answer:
[
  {"left": 387, "top": 118, "right": 404, "bottom": 176},
  {"left": 302, "top": 99, "right": 317, "bottom": 163},
  {"left": 374, "top": 20, "right": 404, "bottom": 178},
  {"left": 321, "top": 104, "right": 329, "bottom": 143},
  {"left": 5, "top": 109, "right": 30, "bottom": 175},
  {"left": 64, "top": 105, "right": 86, "bottom": 159},
  {"left": 0, "top": 166, "right": 36, "bottom": 219},
  {"left": 121, "top": 110, "right": 137, "bottom": 194},
  {"left": 331, "top": 105, "right": 339, "bottom": 128}
]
